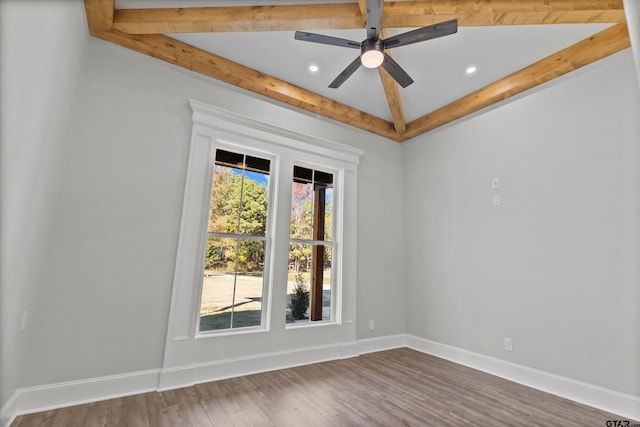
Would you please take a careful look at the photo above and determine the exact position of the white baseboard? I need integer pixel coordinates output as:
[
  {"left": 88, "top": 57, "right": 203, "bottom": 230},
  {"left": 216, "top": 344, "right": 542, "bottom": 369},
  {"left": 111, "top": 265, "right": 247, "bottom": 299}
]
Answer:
[
  {"left": 406, "top": 334, "right": 640, "bottom": 422},
  {"left": 0, "top": 392, "right": 18, "bottom": 427},
  {"left": 357, "top": 333, "right": 406, "bottom": 355},
  {"left": 8, "top": 368, "right": 160, "bottom": 424},
  {"left": 158, "top": 341, "right": 359, "bottom": 391},
  {"left": 4, "top": 334, "right": 637, "bottom": 424},
  {"left": 5, "top": 337, "right": 391, "bottom": 420}
]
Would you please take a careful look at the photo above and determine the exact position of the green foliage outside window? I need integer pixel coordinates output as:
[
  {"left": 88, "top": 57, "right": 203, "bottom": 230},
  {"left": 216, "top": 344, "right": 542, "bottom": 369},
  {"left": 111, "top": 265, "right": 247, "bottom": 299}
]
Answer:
[
  {"left": 205, "top": 167, "right": 332, "bottom": 275},
  {"left": 206, "top": 167, "right": 268, "bottom": 273},
  {"left": 289, "top": 274, "right": 310, "bottom": 320}
]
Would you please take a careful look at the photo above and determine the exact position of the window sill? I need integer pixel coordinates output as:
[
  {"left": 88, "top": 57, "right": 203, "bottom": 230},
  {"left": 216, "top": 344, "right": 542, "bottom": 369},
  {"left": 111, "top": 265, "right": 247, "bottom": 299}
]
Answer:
[
  {"left": 195, "top": 325, "right": 268, "bottom": 339},
  {"left": 285, "top": 319, "right": 338, "bottom": 330}
]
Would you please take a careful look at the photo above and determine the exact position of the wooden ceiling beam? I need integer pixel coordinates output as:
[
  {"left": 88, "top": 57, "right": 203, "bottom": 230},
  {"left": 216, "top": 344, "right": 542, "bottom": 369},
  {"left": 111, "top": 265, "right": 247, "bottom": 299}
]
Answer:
[
  {"left": 357, "top": 0, "right": 367, "bottom": 17},
  {"left": 112, "top": 1, "right": 625, "bottom": 35},
  {"left": 378, "top": 29, "right": 407, "bottom": 134},
  {"left": 384, "top": 0, "right": 626, "bottom": 27},
  {"left": 86, "top": 0, "right": 628, "bottom": 143},
  {"left": 402, "top": 22, "right": 630, "bottom": 139},
  {"left": 90, "top": 29, "right": 400, "bottom": 141},
  {"left": 85, "top": 0, "right": 114, "bottom": 36},
  {"left": 378, "top": 67, "right": 407, "bottom": 135},
  {"left": 113, "top": 4, "right": 364, "bottom": 34}
]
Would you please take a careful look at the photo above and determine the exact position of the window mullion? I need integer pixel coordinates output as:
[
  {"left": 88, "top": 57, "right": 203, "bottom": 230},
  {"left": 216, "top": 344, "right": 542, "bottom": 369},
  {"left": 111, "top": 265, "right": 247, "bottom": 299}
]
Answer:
[
  {"left": 289, "top": 238, "right": 328, "bottom": 246},
  {"left": 208, "top": 232, "right": 266, "bottom": 241}
]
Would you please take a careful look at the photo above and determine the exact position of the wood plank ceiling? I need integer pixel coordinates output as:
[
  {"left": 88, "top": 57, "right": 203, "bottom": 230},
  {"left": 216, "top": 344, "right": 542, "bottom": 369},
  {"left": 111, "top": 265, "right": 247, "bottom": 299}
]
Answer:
[{"left": 84, "top": 0, "right": 629, "bottom": 142}]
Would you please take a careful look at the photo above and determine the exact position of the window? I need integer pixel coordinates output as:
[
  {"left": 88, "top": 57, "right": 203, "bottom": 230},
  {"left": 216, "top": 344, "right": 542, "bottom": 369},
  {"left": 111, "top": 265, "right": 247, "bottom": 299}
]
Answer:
[
  {"left": 287, "top": 166, "right": 334, "bottom": 324},
  {"left": 198, "top": 149, "right": 271, "bottom": 332},
  {"left": 165, "top": 100, "right": 361, "bottom": 353}
]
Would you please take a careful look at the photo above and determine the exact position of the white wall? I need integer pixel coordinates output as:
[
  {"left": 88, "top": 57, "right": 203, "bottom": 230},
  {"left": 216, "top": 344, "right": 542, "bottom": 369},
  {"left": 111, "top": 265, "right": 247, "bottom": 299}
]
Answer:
[
  {"left": 19, "top": 38, "right": 406, "bottom": 387},
  {"left": 403, "top": 50, "right": 640, "bottom": 397},
  {"left": 0, "top": 0, "right": 87, "bottom": 417}
]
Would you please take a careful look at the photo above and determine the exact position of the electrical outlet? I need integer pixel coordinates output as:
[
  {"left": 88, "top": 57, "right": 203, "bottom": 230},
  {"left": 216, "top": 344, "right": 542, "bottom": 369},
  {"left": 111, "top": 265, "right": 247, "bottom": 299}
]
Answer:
[
  {"left": 369, "top": 320, "right": 374, "bottom": 331},
  {"left": 493, "top": 194, "right": 501, "bottom": 206},
  {"left": 504, "top": 337, "right": 513, "bottom": 352}
]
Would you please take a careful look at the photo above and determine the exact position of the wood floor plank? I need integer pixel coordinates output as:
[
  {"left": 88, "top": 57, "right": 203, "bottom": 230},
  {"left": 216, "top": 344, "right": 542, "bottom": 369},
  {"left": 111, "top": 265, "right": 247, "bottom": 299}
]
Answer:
[
  {"left": 142, "top": 392, "right": 171, "bottom": 427},
  {"left": 123, "top": 393, "right": 153, "bottom": 427},
  {"left": 165, "top": 404, "right": 192, "bottom": 427},
  {"left": 226, "top": 378, "right": 273, "bottom": 427},
  {"left": 12, "top": 348, "right": 637, "bottom": 426},
  {"left": 194, "top": 383, "right": 236, "bottom": 427},
  {"left": 82, "top": 400, "right": 109, "bottom": 427},
  {"left": 238, "top": 383, "right": 300, "bottom": 427},
  {"left": 164, "top": 387, "right": 213, "bottom": 427}
]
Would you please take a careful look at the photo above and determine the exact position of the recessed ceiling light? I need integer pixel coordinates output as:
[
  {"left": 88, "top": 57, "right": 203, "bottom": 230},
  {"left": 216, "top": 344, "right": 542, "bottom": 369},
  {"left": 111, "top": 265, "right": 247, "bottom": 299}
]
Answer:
[
  {"left": 309, "top": 64, "right": 319, "bottom": 73},
  {"left": 466, "top": 66, "right": 477, "bottom": 75}
]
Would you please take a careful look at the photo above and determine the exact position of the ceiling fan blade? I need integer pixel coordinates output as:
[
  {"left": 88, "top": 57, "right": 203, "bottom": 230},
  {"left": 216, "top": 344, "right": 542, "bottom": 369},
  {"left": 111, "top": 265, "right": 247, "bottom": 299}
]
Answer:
[
  {"left": 329, "top": 56, "right": 362, "bottom": 88},
  {"left": 294, "top": 31, "right": 361, "bottom": 49},
  {"left": 383, "top": 19, "right": 458, "bottom": 49},
  {"left": 366, "top": 0, "right": 383, "bottom": 40},
  {"left": 381, "top": 53, "right": 414, "bottom": 88}
]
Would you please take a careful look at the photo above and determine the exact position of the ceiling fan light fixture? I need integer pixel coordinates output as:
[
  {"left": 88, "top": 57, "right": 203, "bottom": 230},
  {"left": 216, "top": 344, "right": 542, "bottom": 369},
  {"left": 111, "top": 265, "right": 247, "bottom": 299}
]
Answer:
[{"left": 361, "top": 40, "right": 384, "bottom": 68}]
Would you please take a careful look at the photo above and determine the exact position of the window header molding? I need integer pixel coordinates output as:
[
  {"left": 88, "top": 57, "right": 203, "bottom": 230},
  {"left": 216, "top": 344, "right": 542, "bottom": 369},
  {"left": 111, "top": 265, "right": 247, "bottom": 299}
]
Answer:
[{"left": 189, "top": 99, "right": 364, "bottom": 167}]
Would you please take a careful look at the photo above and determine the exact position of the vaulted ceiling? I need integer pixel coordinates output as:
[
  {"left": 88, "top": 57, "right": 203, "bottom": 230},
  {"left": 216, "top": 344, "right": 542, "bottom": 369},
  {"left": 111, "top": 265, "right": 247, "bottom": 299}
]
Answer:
[{"left": 84, "top": 1, "right": 629, "bottom": 142}]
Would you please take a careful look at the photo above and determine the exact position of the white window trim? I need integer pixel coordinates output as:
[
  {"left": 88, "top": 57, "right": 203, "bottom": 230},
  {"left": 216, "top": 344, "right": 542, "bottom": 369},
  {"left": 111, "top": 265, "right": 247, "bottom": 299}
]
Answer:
[{"left": 161, "top": 100, "right": 362, "bottom": 382}]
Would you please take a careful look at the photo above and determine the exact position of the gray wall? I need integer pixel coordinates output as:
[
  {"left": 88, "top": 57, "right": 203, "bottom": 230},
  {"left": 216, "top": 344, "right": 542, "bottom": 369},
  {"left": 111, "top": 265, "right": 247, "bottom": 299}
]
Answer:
[
  {"left": 2, "top": 0, "right": 639, "bottom": 412},
  {"left": 403, "top": 50, "right": 640, "bottom": 396},
  {"left": 19, "top": 38, "right": 406, "bottom": 387},
  {"left": 0, "top": 0, "right": 87, "bottom": 413}
]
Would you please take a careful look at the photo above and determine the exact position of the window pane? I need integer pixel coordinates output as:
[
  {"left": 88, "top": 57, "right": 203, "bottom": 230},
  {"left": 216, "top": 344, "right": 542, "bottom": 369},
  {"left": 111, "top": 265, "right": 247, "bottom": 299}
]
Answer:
[
  {"left": 215, "top": 150, "right": 270, "bottom": 175},
  {"left": 215, "top": 149, "right": 244, "bottom": 169},
  {"left": 287, "top": 243, "right": 311, "bottom": 322},
  {"left": 317, "top": 244, "right": 332, "bottom": 321},
  {"left": 208, "top": 164, "right": 238, "bottom": 234},
  {"left": 324, "top": 187, "right": 333, "bottom": 242},
  {"left": 288, "top": 242, "right": 311, "bottom": 278},
  {"left": 232, "top": 271, "right": 263, "bottom": 329},
  {"left": 209, "top": 151, "right": 269, "bottom": 236},
  {"left": 245, "top": 155, "right": 270, "bottom": 175},
  {"left": 238, "top": 169, "right": 269, "bottom": 236},
  {"left": 314, "top": 170, "right": 333, "bottom": 187},
  {"left": 200, "top": 237, "right": 265, "bottom": 331},
  {"left": 291, "top": 166, "right": 333, "bottom": 241},
  {"left": 286, "top": 243, "right": 331, "bottom": 323},
  {"left": 202, "top": 148, "right": 270, "bottom": 333},
  {"left": 290, "top": 180, "right": 313, "bottom": 240}
]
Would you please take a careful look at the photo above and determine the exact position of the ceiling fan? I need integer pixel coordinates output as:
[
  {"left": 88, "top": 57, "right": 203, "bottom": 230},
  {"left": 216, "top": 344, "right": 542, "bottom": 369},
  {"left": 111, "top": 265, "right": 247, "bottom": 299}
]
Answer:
[{"left": 294, "top": 0, "right": 458, "bottom": 89}]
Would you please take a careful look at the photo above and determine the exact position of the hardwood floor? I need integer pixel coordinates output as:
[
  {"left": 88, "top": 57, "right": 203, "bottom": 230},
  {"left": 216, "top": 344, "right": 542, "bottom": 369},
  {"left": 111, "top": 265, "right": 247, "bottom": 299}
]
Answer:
[{"left": 12, "top": 348, "right": 635, "bottom": 426}]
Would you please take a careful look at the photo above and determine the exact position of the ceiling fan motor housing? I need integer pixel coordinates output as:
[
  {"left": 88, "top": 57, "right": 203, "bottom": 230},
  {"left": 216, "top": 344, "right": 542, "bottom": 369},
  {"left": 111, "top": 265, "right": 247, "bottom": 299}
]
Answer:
[{"left": 361, "top": 39, "right": 384, "bottom": 68}]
